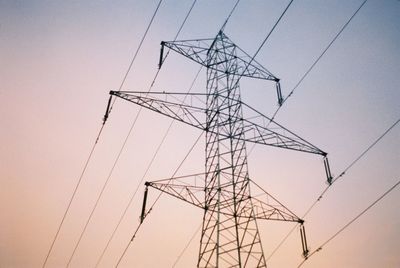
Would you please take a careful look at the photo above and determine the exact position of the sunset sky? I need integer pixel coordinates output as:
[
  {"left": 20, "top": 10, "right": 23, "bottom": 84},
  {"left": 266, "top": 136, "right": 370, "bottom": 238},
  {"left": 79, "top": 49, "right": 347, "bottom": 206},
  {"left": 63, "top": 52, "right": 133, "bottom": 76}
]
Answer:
[{"left": 1, "top": 0, "right": 399, "bottom": 267}]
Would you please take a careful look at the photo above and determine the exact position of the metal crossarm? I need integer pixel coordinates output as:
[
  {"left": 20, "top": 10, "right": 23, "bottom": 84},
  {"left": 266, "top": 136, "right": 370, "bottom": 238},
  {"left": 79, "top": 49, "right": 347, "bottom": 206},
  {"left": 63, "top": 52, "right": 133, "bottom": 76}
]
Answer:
[
  {"left": 111, "top": 91, "right": 326, "bottom": 156},
  {"left": 110, "top": 91, "right": 207, "bottom": 130},
  {"left": 161, "top": 31, "right": 278, "bottom": 82},
  {"left": 146, "top": 173, "right": 206, "bottom": 209},
  {"left": 112, "top": 30, "right": 323, "bottom": 267},
  {"left": 143, "top": 174, "right": 302, "bottom": 223}
]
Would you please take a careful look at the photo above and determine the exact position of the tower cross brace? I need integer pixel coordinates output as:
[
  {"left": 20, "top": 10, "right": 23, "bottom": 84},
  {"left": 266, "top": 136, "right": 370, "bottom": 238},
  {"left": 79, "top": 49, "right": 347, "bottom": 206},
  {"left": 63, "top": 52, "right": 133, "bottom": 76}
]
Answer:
[{"left": 109, "top": 31, "right": 332, "bottom": 267}]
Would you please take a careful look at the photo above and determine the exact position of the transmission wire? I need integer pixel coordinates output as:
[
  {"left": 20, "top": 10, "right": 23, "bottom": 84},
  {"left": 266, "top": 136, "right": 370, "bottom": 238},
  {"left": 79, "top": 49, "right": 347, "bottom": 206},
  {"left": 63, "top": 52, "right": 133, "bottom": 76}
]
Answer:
[
  {"left": 172, "top": 223, "right": 202, "bottom": 267},
  {"left": 115, "top": 132, "right": 204, "bottom": 267},
  {"left": 41, "top": 124, "right": 105, "bottom": 268},
  {"left": 112, "top": 1, "right": 243, "bottom": 265},
  {"left": 166, "top": 1, "right": 295, "bottom": 264},
  {"left": 45, "top": 0, "right": 200, "bottom": 266},
  {"left": 66, "top": 0, "right": 198, "bottom": 264},
  {"left": 297, "top": 178, "right": 400, "bottom": 268},
  {"left": 95, "top": 66, "right": 202, "bottom": 267},
  {"left": 250, "top": 0, "right": 294, "bottom": 65},
  {"left": 157, "top": 0, "right": 382, "bottom": 265},
  {"left": 231, "top": 0, "right": 294, "bottom": 91},
  {"left": 265, "top": 117, "right": 399, "bottom": 262},
  {"left": 66, "top": 114, "right": 142, "bottom": 267},
  {"left": 87, "top": 1, "right": 199, "bottom": 266},
  {"left": 63, "top": 1, "right": 165, "bottom": 266},
  {"left": 247, "top": 0, "right": 368, "bottom": 159},
  {"left": 255, "top": 2, "right": 370, "bottom": 260},
  {"left": 269, "top": 0, "right": 368, "bottom": 122},
  {"left": 166, "top": 0, "right": 368, "bottom": 263},
  {"left": 107, "top": 0, "right": 164, "bottom": 115},
  {"left": 265, "top": 223, "right": 297, "bottom": 262},
  {"left": 303, "top": 118, "right": 399, "bottom": 218},
  {"left": 42, "top": 8, "right": 163, "bottom": 257},
  {"left": 219, "top": 0, "right": 241, "bottom": 31}
]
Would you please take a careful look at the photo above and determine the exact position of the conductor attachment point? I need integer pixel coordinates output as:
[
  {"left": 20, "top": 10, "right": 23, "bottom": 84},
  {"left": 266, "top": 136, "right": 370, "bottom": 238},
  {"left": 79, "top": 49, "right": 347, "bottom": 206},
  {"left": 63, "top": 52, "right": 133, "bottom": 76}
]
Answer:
[
  {"left": 324, "top": 157, "right": 333, "bottom": 185},
  {"left": 103, "top": 95, "right": 113, "bottom": 124},
  {"left": 140, "top": 186, "right": 149, "bottom": 224},
  {"left": 158, "top": 42, "right": 165, "bottom": 69}
]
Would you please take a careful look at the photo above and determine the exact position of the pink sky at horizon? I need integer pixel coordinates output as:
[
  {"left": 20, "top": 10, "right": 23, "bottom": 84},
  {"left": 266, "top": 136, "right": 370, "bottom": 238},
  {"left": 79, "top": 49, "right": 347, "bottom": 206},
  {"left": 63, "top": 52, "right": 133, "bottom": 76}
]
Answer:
[{"left": 1, "top": 0, "right": 399, "bottom": 267}]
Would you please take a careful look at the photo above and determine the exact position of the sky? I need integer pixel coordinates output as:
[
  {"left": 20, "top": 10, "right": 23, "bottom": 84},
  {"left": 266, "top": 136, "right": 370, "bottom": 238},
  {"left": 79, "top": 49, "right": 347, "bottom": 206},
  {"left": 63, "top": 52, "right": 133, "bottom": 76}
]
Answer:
[{"left": 1, "top": 0, "right": 399, "bottom": 267}]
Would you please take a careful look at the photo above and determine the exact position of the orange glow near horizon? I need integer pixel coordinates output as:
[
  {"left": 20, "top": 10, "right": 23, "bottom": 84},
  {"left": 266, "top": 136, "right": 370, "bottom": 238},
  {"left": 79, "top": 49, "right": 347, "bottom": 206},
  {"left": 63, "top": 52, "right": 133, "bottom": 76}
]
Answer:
[{"left": 1, "top": 1, "right": 399, "bottom": 267}]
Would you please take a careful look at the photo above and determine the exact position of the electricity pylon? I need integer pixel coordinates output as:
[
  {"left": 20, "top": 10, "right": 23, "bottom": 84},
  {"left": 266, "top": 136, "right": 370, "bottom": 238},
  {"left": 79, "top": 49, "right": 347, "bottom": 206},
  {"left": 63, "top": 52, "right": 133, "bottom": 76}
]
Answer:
[{"left": 109, "top": 31, "right": 332, "bottom": 267}]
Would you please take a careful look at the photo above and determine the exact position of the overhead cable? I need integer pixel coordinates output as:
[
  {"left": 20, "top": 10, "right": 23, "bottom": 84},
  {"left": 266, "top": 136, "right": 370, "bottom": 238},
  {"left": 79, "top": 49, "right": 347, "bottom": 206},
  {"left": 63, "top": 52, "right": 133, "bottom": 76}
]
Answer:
[
  {"left": 41, "top": 124, "right": 105, "bottom": 268},
  {"left": 112, "top": 1, "right": 244, "bottom": 265},
  {"left": 265, "top": 116, "right": 399, "bottom": 263},
  {"left": 171, "top": 224, "right": 202, "bottom": 267},
  {"left": 94, "top": 66, "right": 202, "bottom": 268},
  {"left": 89, "top": 2, "right": 199, "bottom": 266},
  {"left": 232, "top": 0, "right": 294, "bottom": 90},
  {"left": 167, "top": 0, "right": 372, "bottom": 263},
  {"left": 114, "top": 132, "right": 204, "bottom": 267},
  {"left": 297, "top": 178, "right": 400, "bottom": 267},
  {"left": 63, "top": 1, "right": 165, "bottom": 266},
  {"left": 167, "top": 1, "right": 295, "bottom": 264},
  {"left": 302, "top": 118, "right": 399, "bottom": 218},
  {"left": 268, "top": 0, "right": 368, "bottom": 123},
  {"left": 107, "top": 0, "right": 164, "bottom": 116},
  {"left": 219, "top": 0, "right": 241, "bottom": 31}
]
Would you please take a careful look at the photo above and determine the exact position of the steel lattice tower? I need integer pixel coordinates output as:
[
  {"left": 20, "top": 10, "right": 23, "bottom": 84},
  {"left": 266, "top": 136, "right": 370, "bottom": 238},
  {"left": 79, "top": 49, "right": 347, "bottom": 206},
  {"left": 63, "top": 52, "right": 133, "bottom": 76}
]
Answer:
[{"left": 110, "top": 31, "right": 332, "bottom": 267}]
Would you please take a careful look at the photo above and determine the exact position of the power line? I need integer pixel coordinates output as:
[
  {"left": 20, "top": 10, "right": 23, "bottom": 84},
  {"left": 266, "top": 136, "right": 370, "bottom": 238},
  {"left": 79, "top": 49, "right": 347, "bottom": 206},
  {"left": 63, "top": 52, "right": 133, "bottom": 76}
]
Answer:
[
  {"left": 165, "top": 0, "right": 373, "bottom": 264},
  {"left": 110, "top": 2, "right": 244, "bottom": 266},
  {"left": 250, "top": 0, "right": 293, "bottom": 63},
  {"left": 297, "top": 178, "right": 400, "bottom": 268},
  {"left": 265, "top": 223, "right": 297, "bottom": 262},
  {"left": 232, "top": 0, "right": 294, "bottom": 89},
  {"left": 269, "top": 0, "right": 368, "bottom": 122},
  {"left": 115, "top": 132, "right": 204, "bottom": 267},
  {"left": 265, "top": 117, "right": 399, "bottom": 263},
  {"left": 66, "top": 113, "right": 140, "bottom": 267},
  {"left": 41, "top": 124, "right": 105, "bottom": 268},
  {"left": 64, "top": 0, "right": 199, "bottom": 265},
  {"left": 172, "top": 223, "right": 202, "bottom": 267},
  {"left": 220, "top": 0, "right": 241, "bottom": 31},
  {"left": 166, "top": 2, "right": 295, "bottom": 264},
  {"left": 302, "top": 118, "right": 400, "bottom": 218},
  {"left": 94, "top": 66, "right": 203, "bottom": 268},
  {"left": 107, "top": 0, "right": 164, "bottom": 115},
  {"left": 249, "top": 0, "right": 368, "bottom": 161},
  {"left": 40, "top": 0, "right": 372, "bottom": 266},
  {"left": 117, "top": 0, "right": 163, "bottom": 91},
  {"left": 90, "top": 2, "right": 199, "bottom": 266},
  {"left": 43, "top": 1, "right": 165, "bottom": 266},
  {"left": 159, "top": 0, "right": 198, "bottom": 67},
  {"left": 66, "top": 0, "right": 199, "bottom": 264},
  {"left": 62, "top": 1, "right": 165, "bottom": 266},
  {"left": 250, "top": 1, "right": 371, "bottom": 261}
]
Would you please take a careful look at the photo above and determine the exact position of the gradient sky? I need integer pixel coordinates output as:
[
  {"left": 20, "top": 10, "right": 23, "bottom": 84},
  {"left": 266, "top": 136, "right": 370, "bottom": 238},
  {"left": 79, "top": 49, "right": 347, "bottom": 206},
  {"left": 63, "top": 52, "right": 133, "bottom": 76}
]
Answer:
[{"left": 1, "top": 0, "right": 399, "bottom": 267}]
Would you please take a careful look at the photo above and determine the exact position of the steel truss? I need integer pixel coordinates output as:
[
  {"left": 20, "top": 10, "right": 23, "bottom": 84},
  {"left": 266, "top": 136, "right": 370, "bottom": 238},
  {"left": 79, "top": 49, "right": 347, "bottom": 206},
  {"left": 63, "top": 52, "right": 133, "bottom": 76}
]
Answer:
[{"left": 110, "top": 31, "right": 331, "bottom": 267}]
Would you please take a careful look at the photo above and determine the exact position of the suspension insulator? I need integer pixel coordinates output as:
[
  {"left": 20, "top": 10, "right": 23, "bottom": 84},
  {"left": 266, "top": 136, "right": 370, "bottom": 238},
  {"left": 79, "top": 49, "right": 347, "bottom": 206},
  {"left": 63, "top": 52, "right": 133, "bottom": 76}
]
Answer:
[
  {"left": 140, "top": 185, "right": 149, "bottom": 224},
  {"left": 300, "top": 223, "right": 309, "bottom": 259},
  {"left": 275, "top": 81, "right": 283, "bottom": 106},
  {"left": 103, "top": 95, "right": 112, "bottom": 124},
  {"left": 158, "top": 42, "right": 165, "bottom": 69},
  {"left": 324, "top": 157, "right": 333, "bottom": 185}
]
